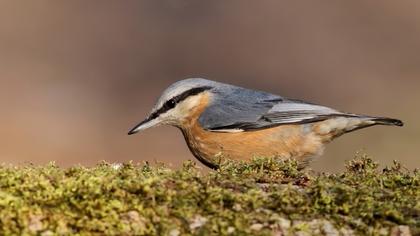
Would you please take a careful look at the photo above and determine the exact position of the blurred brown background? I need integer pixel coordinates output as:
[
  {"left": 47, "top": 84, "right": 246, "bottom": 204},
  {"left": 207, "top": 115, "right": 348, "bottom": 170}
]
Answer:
[{"left": 0, "top": 1, "right": 418, "bottom": 171}]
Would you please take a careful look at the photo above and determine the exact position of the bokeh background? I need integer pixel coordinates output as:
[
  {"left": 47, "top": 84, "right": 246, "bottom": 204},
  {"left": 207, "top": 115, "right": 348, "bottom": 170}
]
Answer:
[{"left": 0, "top": 1, "right": 418, "bottom": 171}]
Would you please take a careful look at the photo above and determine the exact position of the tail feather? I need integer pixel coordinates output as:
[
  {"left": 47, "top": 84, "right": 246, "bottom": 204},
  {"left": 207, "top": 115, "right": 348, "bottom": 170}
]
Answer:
[{"left": 312, "top": 115, "right": 403, "bottom": 142}]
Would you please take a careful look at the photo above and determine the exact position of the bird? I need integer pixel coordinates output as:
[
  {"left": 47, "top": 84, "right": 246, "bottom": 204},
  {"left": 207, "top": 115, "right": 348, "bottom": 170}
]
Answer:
[{"left": 128, "top": 78, "right": 403, "bottom": 169}]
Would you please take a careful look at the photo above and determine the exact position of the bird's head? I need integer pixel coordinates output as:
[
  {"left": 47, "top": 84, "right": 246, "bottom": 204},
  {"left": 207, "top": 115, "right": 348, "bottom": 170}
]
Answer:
[{"left": 128, "top": 78, "right": 218, "bottom": 134}]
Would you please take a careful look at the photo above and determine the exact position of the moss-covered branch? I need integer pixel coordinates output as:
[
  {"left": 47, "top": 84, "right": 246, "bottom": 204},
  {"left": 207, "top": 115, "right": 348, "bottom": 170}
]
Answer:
[{"left": 0, "top": 156, "right": 418, "bottom": 235}]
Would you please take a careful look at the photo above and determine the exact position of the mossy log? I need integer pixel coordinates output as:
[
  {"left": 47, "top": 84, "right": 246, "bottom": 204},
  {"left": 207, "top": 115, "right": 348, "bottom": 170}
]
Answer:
[{"left": 0, "top": 156, "right": 418, "bottom": 235}]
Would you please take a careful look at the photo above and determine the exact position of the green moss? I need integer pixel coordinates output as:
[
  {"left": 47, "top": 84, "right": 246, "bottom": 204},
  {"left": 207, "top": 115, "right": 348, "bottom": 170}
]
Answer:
[{"left": 0, "top": 156, "right": 418, "bottom": 235}]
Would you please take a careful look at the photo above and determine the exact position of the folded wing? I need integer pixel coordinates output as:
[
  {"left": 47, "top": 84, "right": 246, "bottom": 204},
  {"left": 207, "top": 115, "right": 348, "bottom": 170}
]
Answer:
[{"left": 198, "top": 88, "right": 350, "bottom": 132}]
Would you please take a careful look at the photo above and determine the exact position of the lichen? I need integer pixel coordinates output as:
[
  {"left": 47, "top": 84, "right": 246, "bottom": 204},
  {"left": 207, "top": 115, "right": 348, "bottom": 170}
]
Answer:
[{"left": 0, "top": 155, "right": 418, "bottom": 235}]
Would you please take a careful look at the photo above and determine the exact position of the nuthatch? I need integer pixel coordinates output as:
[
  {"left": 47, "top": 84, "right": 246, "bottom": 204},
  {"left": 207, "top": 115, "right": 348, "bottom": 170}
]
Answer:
[{"left": 128, "top": 78, "right": 403, "bottom": 169}]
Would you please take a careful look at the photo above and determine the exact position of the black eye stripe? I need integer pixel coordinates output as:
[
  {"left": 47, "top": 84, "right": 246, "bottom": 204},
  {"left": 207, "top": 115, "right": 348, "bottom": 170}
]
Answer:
[
  {"left": 172, "top": 86, "right": 212, "bottom": 104},
  {"left": 151, "top": 86, "right": 212, "bottom": 118}
]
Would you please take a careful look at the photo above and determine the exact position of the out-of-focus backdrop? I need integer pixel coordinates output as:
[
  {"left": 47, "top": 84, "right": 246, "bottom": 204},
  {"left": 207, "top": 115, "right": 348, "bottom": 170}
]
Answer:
[{"left": 0, "top": 1, "right": 418, "bottom": 171}]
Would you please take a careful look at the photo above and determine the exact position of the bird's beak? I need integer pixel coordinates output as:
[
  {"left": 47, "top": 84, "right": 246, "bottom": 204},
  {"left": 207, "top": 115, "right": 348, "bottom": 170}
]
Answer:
[{"left": 128, "top": 116, "right": 161, "bottom": 135}]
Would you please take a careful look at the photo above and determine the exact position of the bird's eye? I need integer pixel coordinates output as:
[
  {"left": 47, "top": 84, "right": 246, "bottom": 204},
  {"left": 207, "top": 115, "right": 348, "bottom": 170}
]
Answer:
[{"left": 165, "top": 99, "right": 176, "bottom": 109}]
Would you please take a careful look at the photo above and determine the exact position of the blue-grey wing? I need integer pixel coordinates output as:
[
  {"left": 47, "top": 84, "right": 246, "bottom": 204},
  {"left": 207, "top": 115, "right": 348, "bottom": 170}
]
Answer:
[{"left": 198, "top": 87, "right": 345, "bottom": 132}]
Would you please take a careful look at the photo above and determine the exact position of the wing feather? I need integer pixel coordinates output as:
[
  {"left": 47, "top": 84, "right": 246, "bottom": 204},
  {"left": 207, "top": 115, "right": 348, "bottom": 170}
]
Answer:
[{"left": 198, "top": 87, "right": 349, "bottom": 132}]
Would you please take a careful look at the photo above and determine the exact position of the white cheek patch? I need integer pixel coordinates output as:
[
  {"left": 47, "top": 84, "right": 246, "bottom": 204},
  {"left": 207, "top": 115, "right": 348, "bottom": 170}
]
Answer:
[
  {"left": 177, "top": 95, "right": 202, "bottom": 114},
  {"left": 163, "top": 94, "right": 204, "bottom": 122}
]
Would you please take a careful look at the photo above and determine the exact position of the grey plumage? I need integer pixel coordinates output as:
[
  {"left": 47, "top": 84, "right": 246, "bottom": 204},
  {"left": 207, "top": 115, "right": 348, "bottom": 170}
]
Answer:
[{"left": 198, "top": 80, "right": 360, "bottom": 131}]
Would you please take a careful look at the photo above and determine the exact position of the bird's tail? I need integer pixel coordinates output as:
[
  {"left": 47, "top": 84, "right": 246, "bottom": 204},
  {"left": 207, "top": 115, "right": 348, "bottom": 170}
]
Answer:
[
  {"left": 340, "top": 115, "right": 404, "bottom": 135},
  {"left": 313, "top": 114, "right": 404, "bottom": 142}
]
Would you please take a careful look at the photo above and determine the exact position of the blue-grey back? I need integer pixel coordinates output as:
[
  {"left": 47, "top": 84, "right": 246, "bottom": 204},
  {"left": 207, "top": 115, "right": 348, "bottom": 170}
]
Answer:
[
  {"left": 199, "top": 84, "right": 284, "bottom": 130},
  {"left": 198, "top": 81, "right": 345, "bottom": 131}
]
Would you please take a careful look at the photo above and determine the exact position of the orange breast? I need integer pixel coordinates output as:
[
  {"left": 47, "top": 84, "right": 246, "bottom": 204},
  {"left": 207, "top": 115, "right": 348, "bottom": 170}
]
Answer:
[{"left": 179, "top": 93, "right": 325, "bottom": 168}]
